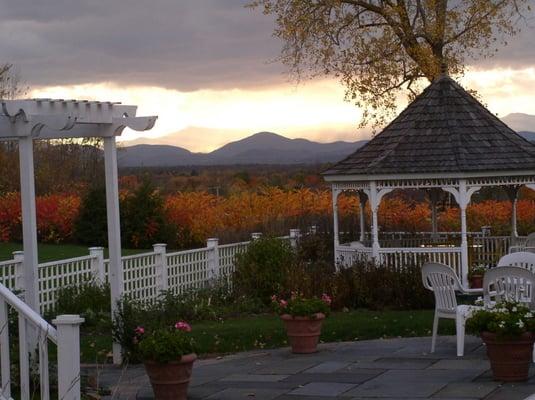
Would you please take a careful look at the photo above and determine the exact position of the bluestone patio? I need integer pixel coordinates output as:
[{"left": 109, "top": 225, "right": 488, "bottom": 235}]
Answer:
[{"left": 89, "top": 335, "right": 535, "bottom": 400}]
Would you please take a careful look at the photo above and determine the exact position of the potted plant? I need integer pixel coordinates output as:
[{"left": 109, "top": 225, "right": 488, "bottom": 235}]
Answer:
[
  {"left": 272, "top": 293, "right": 332, "bottom": 353},
  {"left": 468, "top": 264, "right": 488, "bottom": 288},
  {"left": 467, "top": 300, "right": 535, "bottom": 382},
  {"left": 136, "top": 321, "right": 196, "bottom": 400}
]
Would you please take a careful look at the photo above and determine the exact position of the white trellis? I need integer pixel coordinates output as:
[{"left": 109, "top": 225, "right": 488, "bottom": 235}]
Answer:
[{"left": 0, "top": 99, "right": 157, "bottom": 364}]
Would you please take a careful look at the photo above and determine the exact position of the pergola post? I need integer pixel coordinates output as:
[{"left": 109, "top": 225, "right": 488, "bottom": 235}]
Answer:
[
  {"left": 505, "top": 186, "right": 520, "bottom": 239},
  {"left": 332, "top": 189, "right": 340, "bottom": 249},
  {"left": 358, "top": 191, "right": 367, "bottom": 242},
  {"left": 103, "top": 136, "right": 124, "bottom": 365},
  {"left": 18, "top": 136, "right": 39, "bottom": 312}
]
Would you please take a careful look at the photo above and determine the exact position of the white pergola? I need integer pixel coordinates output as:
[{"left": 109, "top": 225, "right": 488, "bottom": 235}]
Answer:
[
  {"left": 323, "top": 74, "right": 535, "bottom": 286},
  {"left": 0, "top": 99, "right": 157, "bottom": 363}
]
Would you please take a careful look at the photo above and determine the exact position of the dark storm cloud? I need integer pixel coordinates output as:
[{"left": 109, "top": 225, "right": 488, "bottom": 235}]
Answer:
[
  {"left": 0, "top": 0, "right": 533, "bottom": 90},
  {"left": 0, "top": 0, "right": 286, "bottom": 90}
]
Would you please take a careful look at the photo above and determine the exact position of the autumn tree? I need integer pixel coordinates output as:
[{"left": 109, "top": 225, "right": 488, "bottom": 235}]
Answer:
[{"left": 249, "top": 0, "right": 531, "bottom": 127}]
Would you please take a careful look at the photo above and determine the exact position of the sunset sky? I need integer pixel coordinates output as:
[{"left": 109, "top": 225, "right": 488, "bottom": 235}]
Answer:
[{"left": 1, "top": 0, "right": 534, "bottom": 152}]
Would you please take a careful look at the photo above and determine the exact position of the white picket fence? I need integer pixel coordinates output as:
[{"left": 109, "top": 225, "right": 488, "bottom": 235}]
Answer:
[{"left": 0, "top": 231, "right": 299, "bottom": 313}]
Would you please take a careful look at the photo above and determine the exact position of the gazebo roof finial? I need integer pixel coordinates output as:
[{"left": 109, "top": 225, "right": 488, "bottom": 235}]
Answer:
[{"left": 438, "top": 60, "right": 448, "bottom": 79}]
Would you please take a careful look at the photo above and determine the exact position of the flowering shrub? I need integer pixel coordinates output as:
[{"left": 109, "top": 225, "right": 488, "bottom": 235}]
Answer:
[
  {"left": 467, "top": 300, "right": 535, "bottom": 339},
  {"left": 271, "top": 293, "right": 331, "bottom": 318},
  {"left": 137, "top": 321, "right": 196, "bottom": 363},
  {"left": 468, "top": 264, "right": 490, "bottom": 278}
]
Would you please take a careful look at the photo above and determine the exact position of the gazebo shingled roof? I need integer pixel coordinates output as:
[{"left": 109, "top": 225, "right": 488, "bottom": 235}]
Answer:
[{"left": 323, "top": 74, "right": 535, "bottom": 176}]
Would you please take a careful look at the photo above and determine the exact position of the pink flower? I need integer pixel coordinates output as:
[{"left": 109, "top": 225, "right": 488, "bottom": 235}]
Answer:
[
  {"left": 279, "top": 299, "right": 288, "bottom": 308},
  {"left": 134, "top": 326, "right": 145, "bottom": 335},
  {"left": 271, "top": 295, "right": 278, "bottom": 302},
  {"left": 175, "top": 321, "right": 192, "bottom": 332},
  {"left": 321, "top": 293, "right": 332, "bottom": 306}
]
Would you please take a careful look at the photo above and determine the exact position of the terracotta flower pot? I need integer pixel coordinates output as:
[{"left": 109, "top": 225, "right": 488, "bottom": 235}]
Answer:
[
  {"left": 469, "top": 275, "right": 483, "bottom": 289},
  {"left": 481, "top": 332, "right": 535, "bottom": 382},
  {"left": 281, "top": 313, "right": 325, "bottom": 354},
  {"left": 144, "top": 353, "right": 197, "bottom": 400}
]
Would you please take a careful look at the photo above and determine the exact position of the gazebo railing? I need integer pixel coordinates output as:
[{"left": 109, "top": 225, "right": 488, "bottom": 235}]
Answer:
[
  {"left": 378, "top": 247, "right": 462, "bottom": 278},
  {"left": 336, "top": 233, "right": 521, "bottom": 280}
]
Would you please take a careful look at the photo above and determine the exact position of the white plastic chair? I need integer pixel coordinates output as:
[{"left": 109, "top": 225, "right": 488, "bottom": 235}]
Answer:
[
  {"left": 422, "top": 262, "right": 477, "bottom": 357},
  {"left": 510, "top": 233, "right": 535, "bottom": 254},
  {"left": 483, "top": 266, "right": 535, "bottom": 308},
  {"left": 497, "top": 252, "right": 535, "bottom": 273}
]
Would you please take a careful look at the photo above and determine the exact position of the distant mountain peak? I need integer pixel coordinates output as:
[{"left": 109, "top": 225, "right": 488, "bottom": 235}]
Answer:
[{"left": 118, "top": 131, "right": 367, "bottom": 167}]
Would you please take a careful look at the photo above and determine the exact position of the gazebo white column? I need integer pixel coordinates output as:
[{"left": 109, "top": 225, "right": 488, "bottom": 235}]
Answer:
[
  {"left": 445, "top": 180, "right": 480, "bottom": 286},
  {"left": 358, "top": 191, "right": 367, "bottom": 242},
  {"left": 427, "top": 188, "right": 442, "bottom": 240},
  {"left": 505, "top": 186, "right": 520, "bottom": 238},
  {"left": 368, "top": 182, "right": 380, "bottom": 259},
  {"left": 367, "top": 182, "right": 392, "bottom": 261},
  {"left": 332, "top": 189, "right": 341, "bottom": 248}
]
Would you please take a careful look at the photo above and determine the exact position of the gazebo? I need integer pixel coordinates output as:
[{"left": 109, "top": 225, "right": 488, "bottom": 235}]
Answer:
[{"left": 323, "top": 74, "right": 535, "bottom": 286}]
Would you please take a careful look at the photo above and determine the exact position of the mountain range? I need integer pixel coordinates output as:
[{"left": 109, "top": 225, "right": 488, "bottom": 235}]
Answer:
[
  {"left": 118, "top": 113, "right": 535, "bottom": 168},
  {"left": 118, "top": 132, "right": 367, "bottom": 167}
]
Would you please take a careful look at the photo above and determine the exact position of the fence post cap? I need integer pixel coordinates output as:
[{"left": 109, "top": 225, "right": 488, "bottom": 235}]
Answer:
[
  {"left": 206, "top": 238, "right": 219, "bottom": 245},
  {"left": 12, "top": 251, "right": 24, "bottom": 258},
  {"left": 88, "top": 247, "right": 105, "bottom": 252},
  {"left": 153, "top": 243, "right": 168, "bottom": 249},
  {"left": 53, "top": 314, "right": 85, "bottom": 325}
]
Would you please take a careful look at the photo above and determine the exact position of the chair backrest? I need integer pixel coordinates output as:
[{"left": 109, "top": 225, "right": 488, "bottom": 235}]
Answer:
[
  {"left": 483, "top": 266, "right": 535, "bottom": 307},
  {"left": 525, "top": 232, "right": 535, "bottom": 248},
  {"left": 421, "top": 262, "right": 461, "bottom": 313},
  {"left": 497, "top": 252, "right": 535, "bottom": 273}
]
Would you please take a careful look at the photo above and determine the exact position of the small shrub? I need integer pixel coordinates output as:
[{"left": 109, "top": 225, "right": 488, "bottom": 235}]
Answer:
[
  {"left": 48, "top": 280, "right": 111, "bottom": 327},
  {"left": 113, "top": 280, "right": 266, "bottom": 362},
  {"left": 233, "top": 237, "right": 295, "bottom": 304},
  {"left": 137, "top": 322, "right": 196, "bottom": 363},
  {"left": 74, "top": 186, "right": 108, "bottom": 246},
  {"left": 121, "top": 179, "right": 177, "bottom": 249},
  {"left": 332, "top": 260, "right": 434, "bottom": 310},
  {"left": 272, "top": 293, "right": 331, "bottom": 317}
]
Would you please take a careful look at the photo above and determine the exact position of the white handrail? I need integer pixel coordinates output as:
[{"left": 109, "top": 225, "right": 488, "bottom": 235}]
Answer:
[
  {"left": 0, "top": 282, "right": 83, "bottom": 400},
  {"left": 0, "top": 283, "right": 57, "bottom": 344}
]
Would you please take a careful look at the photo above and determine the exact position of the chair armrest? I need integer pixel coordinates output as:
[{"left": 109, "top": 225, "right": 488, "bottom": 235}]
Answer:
[
  {"left": 509, "top": 245, "right": 524, "bottom": 254},
  {"left": 460, "top": 287, "right": 483, "bottom": 295}
]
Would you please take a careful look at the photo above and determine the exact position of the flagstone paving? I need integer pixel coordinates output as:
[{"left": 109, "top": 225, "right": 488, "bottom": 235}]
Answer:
[{"left": 86, "top": 336, "right": 535, "bottom": 400}]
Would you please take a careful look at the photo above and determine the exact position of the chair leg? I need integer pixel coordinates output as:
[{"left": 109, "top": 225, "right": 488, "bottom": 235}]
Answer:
[
  {"left": 455, "top": 315, "right": 465, "bottom": 357},
  {"left": 431, "top": 313, "right": 439, "bottom": 353}
]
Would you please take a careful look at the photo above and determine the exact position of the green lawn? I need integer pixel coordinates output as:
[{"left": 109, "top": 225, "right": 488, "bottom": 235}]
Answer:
[
  {"left": 80, "top": 310, "right": 454, "bottom": 364},
  {"left": 0, "top": 242, "right": 148, "bottom": 263}
]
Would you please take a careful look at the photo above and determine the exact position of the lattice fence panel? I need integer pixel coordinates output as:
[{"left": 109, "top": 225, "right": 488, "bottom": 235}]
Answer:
[
  {"left": 167, "top": 249, "right": 210, "bottom": 295},
  {"left": 38, "top": 256, "right": 93, "bottom": 313}
]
